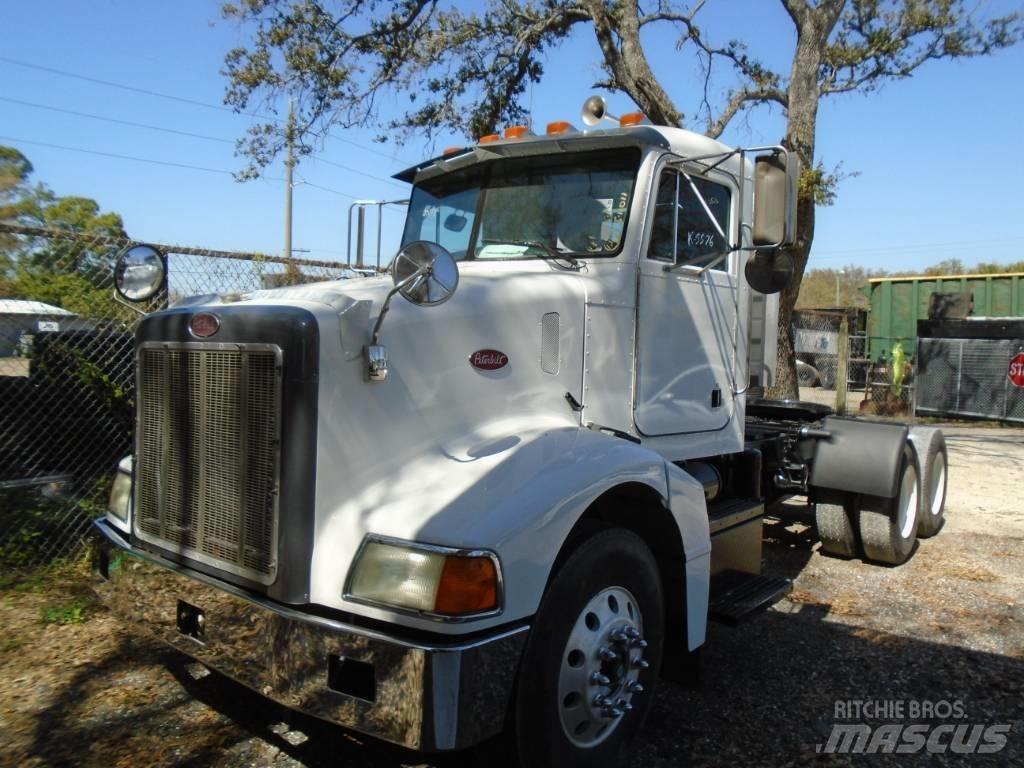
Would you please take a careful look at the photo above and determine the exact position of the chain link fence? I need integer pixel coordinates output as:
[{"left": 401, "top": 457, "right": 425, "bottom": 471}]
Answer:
[
  {"left": 917, "top": 337, "right": 1024, "bottom": 423},
  {"left": 0, "top": 223, "right": 365, "bottom": 569},
  {"left": 793, "top": 310, "right": 917, "bottom": 418}
]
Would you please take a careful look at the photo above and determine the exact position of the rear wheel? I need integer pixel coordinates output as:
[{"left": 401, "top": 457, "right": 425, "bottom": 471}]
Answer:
[
  {"left": 814, "top": 490, "right": 859, "bottom": 557},
  {"left": 908, "top": 428, "right": 948, "bottom": 538},
  {"left": 512, "top": 528, "right": 664, "bottom": 768},
  {"left": 858, "top": 445, "right": 921, "bottom": 565}
]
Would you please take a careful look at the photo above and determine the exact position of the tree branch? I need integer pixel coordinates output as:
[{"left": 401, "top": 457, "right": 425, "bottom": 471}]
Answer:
[{"left": 705, "top": 86, "right": 788, "bottom": 138}]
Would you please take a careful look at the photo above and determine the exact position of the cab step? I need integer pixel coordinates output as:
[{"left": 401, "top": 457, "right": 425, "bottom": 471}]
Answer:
[{"left": 709, "top": 570, "right": 792, "bottom": 625}]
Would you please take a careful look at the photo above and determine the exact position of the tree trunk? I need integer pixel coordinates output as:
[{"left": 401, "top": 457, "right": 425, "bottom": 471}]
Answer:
[{"left": 766, "top": 1, "right": 844, "bottom": 400}]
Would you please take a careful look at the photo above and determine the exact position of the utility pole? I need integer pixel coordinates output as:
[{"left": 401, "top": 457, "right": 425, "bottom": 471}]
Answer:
[
  {"left": 284, "top": 99, "right": 295, "bottom": 261},
  {"left": 834, "top": 268, "right": 845, "bottom": 305}
]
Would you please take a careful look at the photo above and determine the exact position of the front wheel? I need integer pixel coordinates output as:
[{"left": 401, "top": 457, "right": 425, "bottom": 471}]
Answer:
[{"left": 511, "top": 528, "right": 664, "bottom": 768}]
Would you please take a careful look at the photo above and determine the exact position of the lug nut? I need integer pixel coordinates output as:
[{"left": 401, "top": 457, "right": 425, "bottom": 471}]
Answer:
[
  {"left": 599, "top": 647, "right": 618, "bottom": 662},
  {"left": 607, "top": 706, "right": 624, "bottom": 718},
  {"left": 625, "top": 627, "right": 641, "bottom": 639},
  {"left": 593, "top": 694, "right": 611, "bottom": 708},
  {"left": 610, "top": 628, "right": 629, "bottom": 643},
  {"left": 590, "top": 672, "right": 611, "bottom": 686},
  {"left": 626, "top": 681, "right": 644, "bottom": 694},
  {"left": 633, "top": 658, "right": 649, "bottom": 669},
  {"left": 631, "top": 639, "right": 648, "bottom": 649},
  {"left": 616, "top": 698, "right": 633, "bottom": 712}
]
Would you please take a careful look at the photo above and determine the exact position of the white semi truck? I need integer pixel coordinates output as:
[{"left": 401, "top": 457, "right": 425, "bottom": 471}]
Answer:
[{"left": 95, "top": 97, "right": 949, "bottom": 767}]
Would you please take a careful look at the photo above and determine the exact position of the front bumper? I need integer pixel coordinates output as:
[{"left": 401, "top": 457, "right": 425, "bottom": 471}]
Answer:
[{"left": 93, "top": 520, "right": 527, "bottom": 751}]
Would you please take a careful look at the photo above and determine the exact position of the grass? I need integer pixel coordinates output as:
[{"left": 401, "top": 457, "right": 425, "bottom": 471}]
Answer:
[
  {"left": 1, "top": 554, "right": 101, "bottom": 627},
  {"left": 41, "top": 600, "right": 88, "bottom": 625}
]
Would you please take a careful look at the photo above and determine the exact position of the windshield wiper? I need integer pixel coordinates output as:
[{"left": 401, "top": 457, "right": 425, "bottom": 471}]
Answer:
[{"left": 481, "top": 238, "right": 582, "bottom": 269}]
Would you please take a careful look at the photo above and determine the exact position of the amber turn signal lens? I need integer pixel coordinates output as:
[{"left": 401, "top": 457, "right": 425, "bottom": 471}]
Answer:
[
  {"left": 434, "top": 556, "right": 499, "bottom": 615},
  {"left": 504, "top": 125, "right": 530, "bottom": 139},
  {"left": 619, "top": 111, "right": 645, "bottom": 126},
  {"left": 478, "top": 133, "right": 501, "bottom": 144},
  {"left": 443, "top": 146, "right": 465, "bottom": 156},
  {"left": 546, "top": 120, "right": 573, "bottom": 135}
]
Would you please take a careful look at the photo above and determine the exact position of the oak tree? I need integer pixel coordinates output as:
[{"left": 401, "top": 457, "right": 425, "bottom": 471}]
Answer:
[{"left": 223, "top": 0, "right": 1020, "bottom": 395}]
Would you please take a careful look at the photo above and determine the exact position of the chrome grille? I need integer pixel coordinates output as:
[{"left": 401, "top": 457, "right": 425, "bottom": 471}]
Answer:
[{"left": 135, "top": 343, "right": 282, "bottom": 582}]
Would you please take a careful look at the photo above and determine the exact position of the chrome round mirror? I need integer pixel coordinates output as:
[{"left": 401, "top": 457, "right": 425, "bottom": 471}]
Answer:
[
  {"left": 392, "top": 241, "right": 459, "bottom": 306},
  {"left": 115, "top": 244, "right": 166, "bottom": 301}
]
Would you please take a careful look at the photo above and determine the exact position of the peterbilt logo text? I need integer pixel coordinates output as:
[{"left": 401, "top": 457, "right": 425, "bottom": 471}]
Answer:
[{"left": 469, "top": 349, "right": 509, "bottom": 371}]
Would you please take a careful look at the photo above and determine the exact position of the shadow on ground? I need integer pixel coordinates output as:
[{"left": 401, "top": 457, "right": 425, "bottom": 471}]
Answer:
[{"left": 20, "top": 517, "right": 1024, "bottom": 767}]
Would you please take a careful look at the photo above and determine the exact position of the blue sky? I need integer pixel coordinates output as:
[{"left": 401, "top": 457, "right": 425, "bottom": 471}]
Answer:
[{"left": 2, "top": 0, "right": 1022, "bottom": 273}]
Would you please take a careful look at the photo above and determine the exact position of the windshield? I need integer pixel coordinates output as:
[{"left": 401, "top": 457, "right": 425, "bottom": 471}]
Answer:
[{"left": 401, "top": 149, "right": 641, "bottom": 261}]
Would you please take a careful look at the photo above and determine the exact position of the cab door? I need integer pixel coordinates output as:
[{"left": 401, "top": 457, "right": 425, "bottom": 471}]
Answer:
[{"left": 634, "top": 166, "right": 740, "bottom": 436}]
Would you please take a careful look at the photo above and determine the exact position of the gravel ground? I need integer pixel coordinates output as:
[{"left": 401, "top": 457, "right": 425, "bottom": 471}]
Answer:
[{"left": 2, "top": 425, "right": 1022, "bottom": 767}]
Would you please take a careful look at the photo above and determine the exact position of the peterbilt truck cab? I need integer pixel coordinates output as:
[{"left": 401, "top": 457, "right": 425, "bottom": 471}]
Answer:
[{"left": 95, "top": 99, "right": 948, "bottom": 767}]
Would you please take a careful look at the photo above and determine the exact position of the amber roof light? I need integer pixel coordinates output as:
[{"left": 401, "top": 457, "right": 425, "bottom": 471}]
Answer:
[{"left": 546, "top": 121, "right": 574, "bottom": 135}]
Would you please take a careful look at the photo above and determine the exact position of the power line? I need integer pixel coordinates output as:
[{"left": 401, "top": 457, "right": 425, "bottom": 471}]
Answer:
[
  {"left": 2, "top": 95, "right": 414, "bottom": 189},
  {"left": 811, "top": 236, "right": 1024, "bottom": 259},
  {"left": 0, "top": 95, "right": 233, "bottom": 144},
  {"left": 311, "top": 155, "right": 407, "bottom": 189},
  {"left": 0, "top": 55, "right": 417, "bottom": 164},
  {"left": 0, "top": 55, "right": 249, "bottom": 117},
  {"left": 0, "top": 134, "right": 355, "bottom": 199}
]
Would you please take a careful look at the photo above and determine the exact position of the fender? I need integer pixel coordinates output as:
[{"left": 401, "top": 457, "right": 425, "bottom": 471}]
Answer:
[
  {"left": 810, "top": 416, "right": 909, "bottom": 498},
  {"left": 310, "top": 420, "right": 711, "bottom": 641}
]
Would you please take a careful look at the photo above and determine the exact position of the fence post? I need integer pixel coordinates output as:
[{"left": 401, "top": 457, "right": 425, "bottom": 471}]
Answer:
[{"left": 835, "top": 316, "right": 849, "bottom": 414}]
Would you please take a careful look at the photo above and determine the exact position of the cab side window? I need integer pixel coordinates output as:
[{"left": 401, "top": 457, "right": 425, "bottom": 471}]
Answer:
[{"left": 647, "top": 169, "right": 731, "bottom": 269}]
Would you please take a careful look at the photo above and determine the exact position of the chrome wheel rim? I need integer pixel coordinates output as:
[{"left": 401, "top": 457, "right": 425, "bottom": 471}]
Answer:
[
  {"left": 929, "top": 452, "right": 947, "bottom": 518},
  {"left": 897, "top": 461, "right": 919, "bottom": 539},
  {"left": 557, "top": 586, "right": 648, "bottom": 748}
]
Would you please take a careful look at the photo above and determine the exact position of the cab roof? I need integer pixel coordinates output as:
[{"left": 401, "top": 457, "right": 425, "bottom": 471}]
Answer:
[{"left": 393, "top": 125, "right": 741, "bottom": 185}]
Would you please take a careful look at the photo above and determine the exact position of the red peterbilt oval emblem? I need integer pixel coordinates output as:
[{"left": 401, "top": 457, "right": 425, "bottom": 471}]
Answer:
[
  {"left": 189, "top": 312, "right": 220, "bottom": 338},
  {"left": 469, "top": 349, "right": 509, "bottom": 371}
]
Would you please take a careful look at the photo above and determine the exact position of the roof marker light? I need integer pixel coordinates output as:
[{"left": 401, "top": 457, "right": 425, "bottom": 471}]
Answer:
[
  {"left": 504, "top": 125, "right": 530, "bottom": 139},
  {"left": 619, "top": 111, "right": 646, "bottom": 127},
  {"left": 546, "top": 121, "right": 574, "bottom": 135},
  {"left": 478, "top": 133, "right": 501, "bottom": 144},
  {"left": 443, "top": 146, "right": 465, "bottom": 157}
]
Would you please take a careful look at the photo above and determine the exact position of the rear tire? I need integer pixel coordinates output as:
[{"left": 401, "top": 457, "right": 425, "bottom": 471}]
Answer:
[
  {"left": 858, "top": 445, "right": 921, "bottom": 565},
  {"left": 511, "top": 528, "right": 664, "bottom": 768},
  {"left": 908, "top": 427, "right": 948, "bottom": 538},
  {"left": 814, "top": 490, "right": 859, "bottom": 557}
]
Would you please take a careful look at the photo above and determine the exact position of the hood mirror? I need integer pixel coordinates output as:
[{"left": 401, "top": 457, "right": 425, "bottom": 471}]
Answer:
[
  {"left": 392, "top": 241, "right": 460, "bottom": 307},
  {"left": 365, "top": 241, "right": 460, "bottom": 382},
  {"left": 114, "top": 244, "right": 167, "bottom": 302}
]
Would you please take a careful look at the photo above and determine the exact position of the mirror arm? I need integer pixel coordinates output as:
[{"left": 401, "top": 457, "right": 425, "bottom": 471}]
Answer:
[
  {"left": 370, "top": 264, "right": 431, "bottom": 345},
  {"left": 111, "top": 290, "right": 148, "bottom": 317},
  {"left": 663, "top": 251, "right": 730, "bottom": 275}
]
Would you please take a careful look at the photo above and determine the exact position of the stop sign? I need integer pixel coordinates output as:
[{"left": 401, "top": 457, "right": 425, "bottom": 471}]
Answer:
[{"left": 1010, "top": 353, "right": 1024, "bottom": 387}]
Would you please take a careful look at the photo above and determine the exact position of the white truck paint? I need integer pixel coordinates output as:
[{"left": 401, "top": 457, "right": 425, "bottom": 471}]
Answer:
[{"left": 95, "top": 111, "right": 944, "bottom": 766}]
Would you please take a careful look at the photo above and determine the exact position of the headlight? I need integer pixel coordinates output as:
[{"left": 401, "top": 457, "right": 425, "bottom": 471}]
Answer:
[
  {"left": 107, "top": 458, "right": 132, "bottom": 524},
  {"left": 346, "top": 538, "right": 501, "bottom": 618},
  {"left": 115, "top": 244, "right": 166, "bottom": 301}
]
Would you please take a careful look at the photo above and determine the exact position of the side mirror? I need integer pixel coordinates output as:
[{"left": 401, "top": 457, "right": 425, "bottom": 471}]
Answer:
[
  {"left": 365, "top": 242, "right": 459, "bottom": 382},
  {"left": 391, "top": 241, "right": 459, "bottom": 306},
  {"left": 752, "top": 151, "right": 799, "bottom": 248},
  {"left": 443, "top": 213, "right": 468, "bottom": 233},
  {"left": 114, "top": 244, "right": 167, "bottom": 302}
]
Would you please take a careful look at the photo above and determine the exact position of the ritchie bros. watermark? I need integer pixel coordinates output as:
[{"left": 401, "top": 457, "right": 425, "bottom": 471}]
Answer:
[{"left": 817, "top": 699, "right": 1013, "bottom": 755}]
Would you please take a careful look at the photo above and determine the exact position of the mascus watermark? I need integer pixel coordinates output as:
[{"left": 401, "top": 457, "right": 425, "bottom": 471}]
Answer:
[{"left": 817, "top": 700, "right": 1012, "bottom": 755}]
